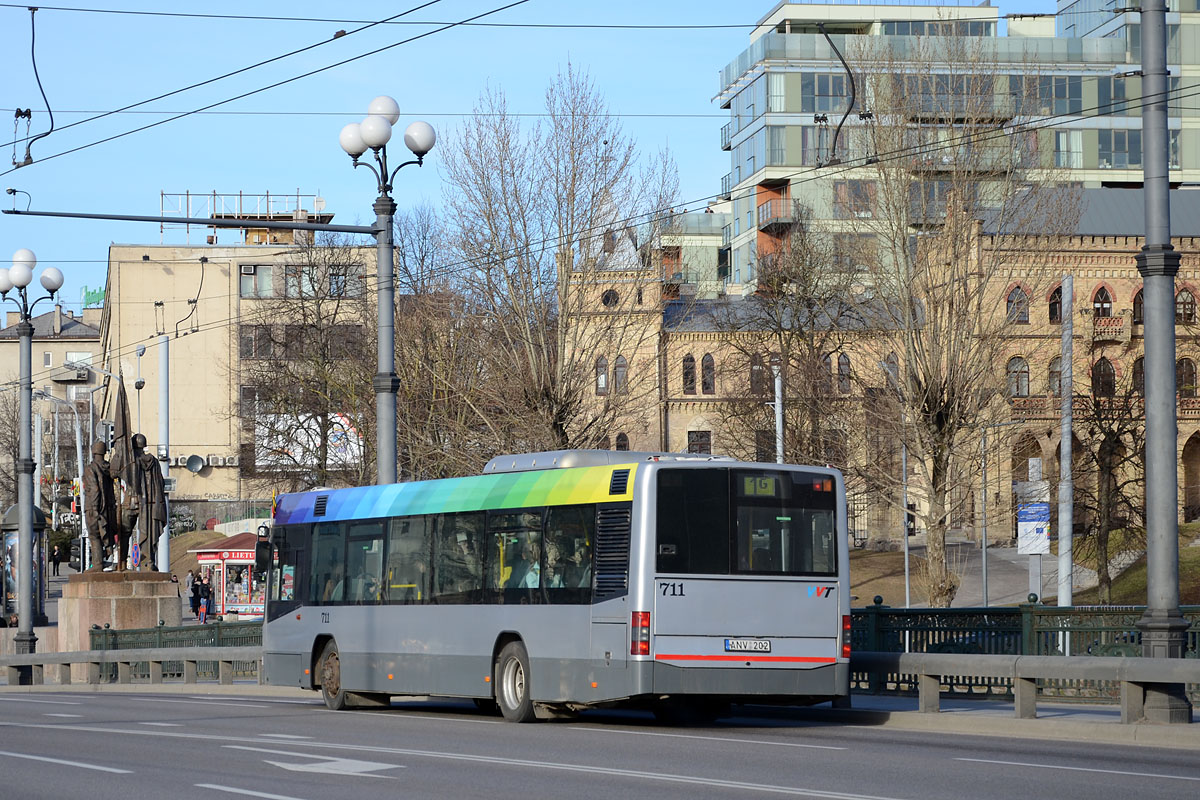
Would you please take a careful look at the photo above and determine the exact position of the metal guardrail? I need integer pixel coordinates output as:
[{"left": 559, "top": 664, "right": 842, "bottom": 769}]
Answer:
[
  {"left": 87, "top": 621, "right": 262, "bottom": 682},
  {"left": 852, "top": 651, "right": 1200, "bottom": 723},
  {"left": 1, "top": 646, "right": 261, "bottom": 687}
]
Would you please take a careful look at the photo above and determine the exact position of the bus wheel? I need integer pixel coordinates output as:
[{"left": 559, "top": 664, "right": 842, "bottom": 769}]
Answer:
[
  {"left": 495, "top": 642, "right": 536, "bottom": 723},
  {"left": 319, "top": 641, "right": 349, "bottom": 711}
]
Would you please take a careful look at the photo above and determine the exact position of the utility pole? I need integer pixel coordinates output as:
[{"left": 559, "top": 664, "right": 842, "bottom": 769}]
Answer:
[{"left": 1135, "top": 0, "right": 1192, "bottom": 722}]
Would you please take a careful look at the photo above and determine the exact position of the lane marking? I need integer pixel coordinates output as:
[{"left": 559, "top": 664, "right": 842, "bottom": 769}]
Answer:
[
  {"left": 196, "top": 784, "right": 307, "bottom": 800},
  {"left": 570, "top": 726, "right": 846, "bottom": 751},
  {"left": 252, "top": 739, "right": 902, "bottom": 798},
  {"left": 0, "top": 749, "right": 132, "bottom": 774},
  {"left": 44, "top": 713, "right": 83, "bottom": 718},
  {"left": 955, "top": 758, "right": 1200, "bottom": 782},
  {"left": 226, "top": 745, "right": 402, "bottom": 778},
  {"left": 130, "top": 697, "right": 269, "bottom": 709},
  {"left": 0, "top": 697, "right": 83, "bottom": 705},
  {"left": 140, "top": 722, "right": 183, "bottom": 727},
  {"left": 259, "top": 734, "right": 313, "bottom": 740}
]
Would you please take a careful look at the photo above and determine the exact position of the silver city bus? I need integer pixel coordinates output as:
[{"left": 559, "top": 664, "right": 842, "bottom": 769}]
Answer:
[{"left": 258, "top": 450, "right": 850, "bottom": 721}]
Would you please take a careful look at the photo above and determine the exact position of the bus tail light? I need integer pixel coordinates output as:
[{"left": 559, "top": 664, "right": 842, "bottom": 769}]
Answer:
[
  {"left": 631, "top": 611, "right": 651, "bottom": 656},
  {"left": 841, "top": 614, "right": 851, "bottom": 660}
]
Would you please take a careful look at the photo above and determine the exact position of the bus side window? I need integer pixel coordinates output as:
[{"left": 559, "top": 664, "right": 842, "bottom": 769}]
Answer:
[
  {"left": 311, "top": 522, "right": 344, "bottom": 604},
  {"left": 433, "top": 512, "right": 483, "bottom": 602},
  {"left": 386, "top": 516, "right": 429, "bottom": 604},
  {"left": 347, "top": 521, "right": 385, "bottom": 603},
  {"left": 544, "top": 506, "right": 594, "bottom": 596}
]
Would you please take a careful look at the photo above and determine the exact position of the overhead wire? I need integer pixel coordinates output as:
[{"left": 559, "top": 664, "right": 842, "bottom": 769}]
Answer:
[{"left": 0, "top": 0, "right": 531, "bottom": 177}]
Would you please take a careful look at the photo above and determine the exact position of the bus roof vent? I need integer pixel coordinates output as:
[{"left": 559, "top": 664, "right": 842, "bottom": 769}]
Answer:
[
  {"left": 313, "top": 495, "right": 329, "bottom": 517},
  {"left": 609, "top": 469, "right": 630, "bottom": 495}
]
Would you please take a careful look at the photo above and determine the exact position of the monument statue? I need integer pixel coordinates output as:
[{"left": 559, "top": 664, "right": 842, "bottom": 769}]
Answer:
[
  {"left": 129, "top": 433, "right": 168, "bottom": 569},
  {"left": 82, "top": 441, "right": 117, "bottom": 572}
]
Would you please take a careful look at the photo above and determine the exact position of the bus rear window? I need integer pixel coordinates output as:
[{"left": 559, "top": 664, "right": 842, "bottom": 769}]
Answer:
[{"left": 656, "top": 469, "right": 730, "bottom": 574}]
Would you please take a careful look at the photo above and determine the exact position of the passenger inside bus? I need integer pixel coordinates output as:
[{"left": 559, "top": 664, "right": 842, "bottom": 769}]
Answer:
[
  {"left": 506, "top": 540, "right": 541, "bottom": 589},
  {"left": 567, "top": 540, "right": 592, "bottom": 588},
  {"left": 322, "top": 561, "right": 344, "bottom": 602}
]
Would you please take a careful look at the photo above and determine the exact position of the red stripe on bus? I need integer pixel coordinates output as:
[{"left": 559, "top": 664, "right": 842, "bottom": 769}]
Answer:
[{"left": 653, "top": 654, "right": 837, "bottom": 663}]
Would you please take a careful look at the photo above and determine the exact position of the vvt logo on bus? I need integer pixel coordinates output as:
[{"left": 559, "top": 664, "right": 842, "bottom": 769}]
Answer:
[{"left": 808, "top": 586, "right": 834, "bottom": 598}]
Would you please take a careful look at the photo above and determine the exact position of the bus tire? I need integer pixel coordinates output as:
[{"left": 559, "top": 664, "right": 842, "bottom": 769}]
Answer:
[
  {"left": 318, "top": 640, "right": 349, "bottom": 711},
  {"left": 495, "top": 641, "right": 536, "bottom": 723}
]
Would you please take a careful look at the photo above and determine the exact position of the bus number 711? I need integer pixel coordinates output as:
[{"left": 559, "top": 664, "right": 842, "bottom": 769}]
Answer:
[{"left": 659, "top": 582, "right": 685, "bottom": 597}]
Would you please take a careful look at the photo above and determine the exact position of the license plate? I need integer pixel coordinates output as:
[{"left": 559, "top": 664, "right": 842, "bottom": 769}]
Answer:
[{"left": 724, "top": 638, "right": 771, "bottom": 653}]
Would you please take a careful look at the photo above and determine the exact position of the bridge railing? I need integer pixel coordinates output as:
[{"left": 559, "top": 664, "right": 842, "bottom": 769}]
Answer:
[
  {"left": 87, "top": 620, "right": 261, "bottom": 682},
  {"left": 1, "top": 646, "right": 261, "bottom": 686}
]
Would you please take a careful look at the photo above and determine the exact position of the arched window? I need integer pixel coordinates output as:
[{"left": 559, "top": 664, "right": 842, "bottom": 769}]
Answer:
[
  {"left": 595, "top": 357, "right": 609, "bottom": 396},
  {"left": 884, "top": 352, "right": 899, "bottom": 390},
  {"left": 701, "top": 353, "right": 715, "bottom": 395},
  {"left": 613, "top": 356, "right": 628, "bottom": 394},
  {"left": 1048, "top": 356, "right": 1062, "bottom": 397},
  {"left": 750, "top": 354, "right": 767, "bottom": 395},
  {"left": 1177, "top": 357, "right": 1197, "bottom": 398},
  {"left": 1133, "top": 357, "right": 1144, "bottom": 395},
  {"left": 1092, "top": 357, "right": 1116, "bottom": 397},
  {"left": 615, "top": 432, "right": 629, "bottom": 451},
  {"left": 1006, "top": 356, "right": 1030, "bottom": 398},
  {"left": 1133, "top": 289, "right": 1144, "bottom": 324},
  {"left": 682, "top": 354, "right": 696, "bottom": 395},
  {"left": 1049, "top": 285, "right": 1063, "bottom": 325},
  {"left": 1007, "top": 287, "right": 1030, "bottom": 324},
  {"left": 1176, "top": 290, "right": 1196, "bottom": 324},
  {"left": 597, "top": 436, "right": 611, "bottom": 450},
  {"left": 837, "top": 353, "right": 851, "bottom": 394},
  {"left": 1093, "top": 287, "right": 1113, "bottom": 318},
  {"left": 821, "top": 354, "right": 833, "bottom": 394}
]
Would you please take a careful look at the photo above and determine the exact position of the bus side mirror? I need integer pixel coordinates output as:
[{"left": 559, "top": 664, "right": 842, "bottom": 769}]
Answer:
[{"left": 254, "top": 539, "right": 273, "bottom": 574}]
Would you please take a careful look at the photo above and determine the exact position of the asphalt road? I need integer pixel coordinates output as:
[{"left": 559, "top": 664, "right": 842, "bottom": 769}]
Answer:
[{"left": 0, "top": 692, "right": 1198, "bottom": 800}]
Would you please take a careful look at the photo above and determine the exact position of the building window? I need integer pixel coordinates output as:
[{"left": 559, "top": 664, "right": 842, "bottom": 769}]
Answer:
[
  {"left": 43, "top": 352, "right": 52, "bottom": 368},
  {"left": 687, "top": 430, "right": 712, "bottom": 455},
  {"left": 700, "top": 353, "right": 715, "bottom": 395},
  {"left": 682, "top": 354, "right": 696, "bottom": 395},
  {"left": 613, "top": 356, "right": 628, "bottom": 394},
  {"left": 1176, "top": 290, "right": 1196, "bottom": 324},
  {"left": 749, "top": 354, "right": 768, "bottom": 395},
  {"left": 1133, "top": 357, "right": 1144, "bottom": 395},
  {"left": 1092, "top": 357, "right": 1116, "bottom": 397},
  {"left": 1133, "top": 290, "right": 1144, "bottom": 324},
  {"left": 1049, "top": 286, "right": 1062, "bottom": 324},
  {"left": 884, "top": 352, "right": 899, "bottom": 390},
  {"left": 755, "top": 430, "right": 774, "bottom": 463},
  {"left": 1049, "top": 357, "right": 1062, "bottom": 397},
  {"left": 1007, "top": 287, "right": 1030, "bottom": 324},
  {"left": 595, "top": 357, "right": 609, "bottom": 396},
  {"left": 601, "top": 289, "right": 620, "bottom": 307},
  {"left": 66, "top": 351, "right": 93, "bottom": 366},
  {"left": 239, "top": 264, "right": 273, "bottom": 298},
  {"left": 1178, "top": 358, "right": 1197, "bottom": 398},
  {"left": 615, "top": 432, "right": 629, "bottom": 451},
  {"left": 1006, "top": 357, "right": 1030, "bottom": 398},
  {"left": 838, "top": 354, "right": 851, "bottom": 394},
  {"left": 239, "top": 325, "right": 274, "bottom": 359},
  {"left": 329, "top": 270, "right": 348, "bottom": 298},
  {"left": 597, "top": 436, "right": 611, "bottom": 450},
  {"left": 239, "top": 385, "right": 259, "bottom": 431},
  {"left": 1093, "top": 287, "right": 1113, "bottom": 318},
  {"left": 820, "top": 354, "right": 833, "bottom": 394},
  {"left": 1053, "top": 130, "right": 1082, "bottom": 169},
  {"left": 833, "top": 180, "right": 876, "bottom": 219},
  {"left": 1098, "top": 129, "right": 1141, "bottom": 169}
]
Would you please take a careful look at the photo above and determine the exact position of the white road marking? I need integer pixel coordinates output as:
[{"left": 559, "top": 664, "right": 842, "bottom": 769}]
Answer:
[
  {"left": 43, "top": 713, "right": 83, "bottom": 718},
  {"left": 259, "top": 734, "right": 312, "bottom": 740},
  {"left": 572, "top": 725, "right": 847, "bottom": 751},
  {"left": 0, "top": 749, "right": 132, "bottom": 774},
  {"left": 0, "top": 697, "right": 83, "bottom": 705},
  {"left": 955, "top": 758, "right": 1200, "bottom": 782},
  {"left": 130, "top": 697, "right": 268, "bottom": 709},
  {"left": 196, "top": 784, "right": 307, "bottom": 800},
  {"left": 225, "top": 745, "right": 402, "bottom": 778},
  {"left": 140, "top": 722, "right": 183, "bottom": 727},
  {"left": 258, "top": 740, "right": 903, "bottom": 798}
]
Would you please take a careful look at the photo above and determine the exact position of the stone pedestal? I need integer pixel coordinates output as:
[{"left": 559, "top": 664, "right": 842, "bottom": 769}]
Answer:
[{"left": 58, "top": 572, "right": 183, "bottom": 653}]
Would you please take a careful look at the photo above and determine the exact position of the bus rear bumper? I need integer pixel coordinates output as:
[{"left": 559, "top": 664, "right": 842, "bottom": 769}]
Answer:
[{"left": 646, "top": 661, "right": 848, "bottom": 701}]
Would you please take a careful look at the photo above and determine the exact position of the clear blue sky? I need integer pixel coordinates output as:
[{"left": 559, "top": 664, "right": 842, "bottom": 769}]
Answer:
[{"left": 0, "top": 0, "right": 1055, "bottom": 313}]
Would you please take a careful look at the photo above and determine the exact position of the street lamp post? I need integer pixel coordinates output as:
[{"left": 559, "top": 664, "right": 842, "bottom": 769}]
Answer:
[
  {"left": 339, "top": 96, "right": 435, "bottom": 485},
  {"left": 0, "top": 248, "right": 64, "bottom": 666}
]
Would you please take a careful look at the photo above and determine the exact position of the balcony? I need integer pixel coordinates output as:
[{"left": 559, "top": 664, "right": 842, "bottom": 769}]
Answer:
[
  {"left": 51, "top": 365, "right": 89, "bottom": 383},
  {"left": 721, "top": 121, "right": 733, "bottom": 151},
  {"left": 719, "top": 172, "right": 733, "bottom": 200},
  {"left": 756, "top": 198, "right": 798, "bottom": 233},
  {"left": 1092, "top": 312, "right": 1131, "bottom": 344}
]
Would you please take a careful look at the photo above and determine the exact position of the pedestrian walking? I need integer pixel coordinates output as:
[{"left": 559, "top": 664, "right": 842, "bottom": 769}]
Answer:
[
  {"left": 190, "top": 575, "right": 201, "bottom": 619},
  {"left": 51, "top": 545, "right": 61, "bottom": 577},
  {"left": 197, "top": 575, "right": 212, "bottom": 624}
]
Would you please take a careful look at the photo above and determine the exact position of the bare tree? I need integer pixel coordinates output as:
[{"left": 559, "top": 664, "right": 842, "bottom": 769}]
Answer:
[
  {"left": 847, "top": 33, "right": 1080, "bottom": 605},
  {"left": 440, "top": 66, "right": 678, "bottom": 453},
  {"left": 235, "top": 235, "right": 374, "bottom": 491}
]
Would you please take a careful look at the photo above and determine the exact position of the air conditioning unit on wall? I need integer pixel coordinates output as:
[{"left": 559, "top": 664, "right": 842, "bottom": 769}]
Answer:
[
  {"left": 240, "top": 265, "right": 257, "bottom": 275},
  {"left": 207, "top": 455, "right": 225, "bottom": 467},
  {"left": 226, "top": 455, "right": 240, "bottom": 467}
]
